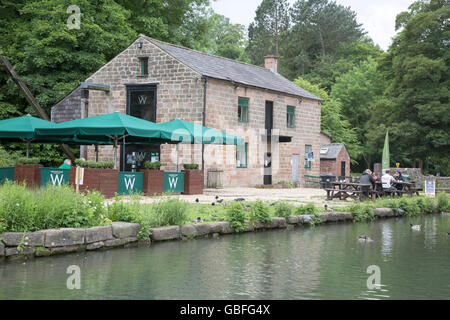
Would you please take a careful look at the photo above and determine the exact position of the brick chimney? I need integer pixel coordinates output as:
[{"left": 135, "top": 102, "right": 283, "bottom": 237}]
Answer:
[{"left": 264, "top": 55, "right": 278, "bottom": 73}]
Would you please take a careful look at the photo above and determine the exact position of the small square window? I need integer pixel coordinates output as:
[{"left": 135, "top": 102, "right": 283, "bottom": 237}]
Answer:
[
  {"left": 139, "top": 57, "right": 149, "bottom": 76},
  {"left": 238, "top": 97, "right": 249, "bottom": 123}
]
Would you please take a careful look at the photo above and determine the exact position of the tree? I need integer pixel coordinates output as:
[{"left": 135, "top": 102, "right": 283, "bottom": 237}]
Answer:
[
  {"left": 207, "top": 14, "right": 250, "bottom": 62},
  {"left": 116, "top": 0, "right": 213, "bottom": 51},
  {"left": 283, "top": 0, "right": 365, "bottom": 81},
  {"left": 331, "top": 57, "right": 386, "bottom": 169},
  {"left": 246, "top": 0, "right": 290, "bottom": 66},
  {"left": 294, "top": 78, "right": 361, "bottom": 161},
  {"left": 371, "top": 0, "right": 450, "bottom": 174}
]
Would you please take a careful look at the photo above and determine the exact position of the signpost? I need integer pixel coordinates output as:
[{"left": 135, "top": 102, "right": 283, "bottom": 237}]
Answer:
[
  {"left": 163, "top": 172, "right": 185, "bottom": 193},
  {"left": 40, "top": 168, "right": 70, "bottom": 186},
  {"left": 425, "top": 178, "right": 436, "bottom": 198},
  {"left": 118, "top": 172, "right": 144, "bottom": 195}
]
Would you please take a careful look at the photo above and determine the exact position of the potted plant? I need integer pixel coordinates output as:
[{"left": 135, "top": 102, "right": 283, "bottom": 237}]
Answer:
[
  {"left": 182, "top": 163, "right": 203, "bottom": 195},
  {"left": 69, "top": 160, "right": 118, "bottom": 198},
  {"left": 14, "top": 157, "right": 42, "bottom": 187},
  {"left": 140, "top": 161, "right": 164, "bottom": 196}
]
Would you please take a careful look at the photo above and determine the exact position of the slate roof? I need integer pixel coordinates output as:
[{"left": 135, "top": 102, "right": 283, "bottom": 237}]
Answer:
[
  {"left": 320, "top": 143, "right": 345, "bottom": 160},
  {"left": 144, "top": 36, "right": 321, "bottom": 101}
]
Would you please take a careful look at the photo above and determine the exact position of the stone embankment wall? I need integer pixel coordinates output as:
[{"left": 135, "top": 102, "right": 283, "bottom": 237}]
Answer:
[
  {"left": 0, "top": 208, "right": 444, "bottom": 262},
  {"left": 0, "top": 222, "right": 143, "bottom": 261}
]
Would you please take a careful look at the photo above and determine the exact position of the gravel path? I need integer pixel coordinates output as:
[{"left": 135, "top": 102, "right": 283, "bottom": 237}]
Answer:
[{"left": 137, "top": 187, "right": 352, "bottom": 208}]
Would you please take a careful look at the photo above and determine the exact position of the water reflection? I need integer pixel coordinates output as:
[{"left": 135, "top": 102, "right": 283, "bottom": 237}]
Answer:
[{"left": 1, "top": 216, "right": 450, "bottom": 300}]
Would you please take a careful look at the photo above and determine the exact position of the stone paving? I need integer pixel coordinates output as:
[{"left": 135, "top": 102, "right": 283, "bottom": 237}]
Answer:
[{"left": 138, "top": 187, "right": 351, "bottom": 208}]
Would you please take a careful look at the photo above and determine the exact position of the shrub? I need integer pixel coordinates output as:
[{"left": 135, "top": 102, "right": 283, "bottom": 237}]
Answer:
[
  {"left": 250, "top": 200, "right": 271, "bottom": 223},
  {"left": 295, "top": 203, "right": 318, "bottom": 215},
  {"left": 0, "top": 181, "right": 107, "bottom": 233},
  {"left": 274, "top": 201, "right": 294, "bottom": 221},
  {"left": 437, "top": 192, "right": 449, "bottom": 212},
  {"left": 349, "top": 204, "right": 374, "bottom": 222},
  {"left": 226, "top": 202, "right": 247, "bottom": 232},
  {"left": 183, "top": 163, "right": 199, "bottom": 170},
  {"left": 143, "top": 161, "right": 162, "bottom": 170},
  {"left": 151, "top": 197, "right": 189, "bottom": 227},
  {"left": 0, "top": 147, "right": 19, "bottom": 167},
  {"left": 0, "top": 182, "right": 35, "bottom": 232},
  {"left": 74, "top": 159, "right": 114, "bottom": 169},
  {"left": 106, "top": 197, "right": 151, "bottom": 238},
  {"left": 15, "top": 157, "right": 40, "bottom": 165}
]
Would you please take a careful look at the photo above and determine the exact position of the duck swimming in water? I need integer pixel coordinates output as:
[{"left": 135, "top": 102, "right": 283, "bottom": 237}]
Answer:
[
  {"left": 410, "top": 224, "right": 421, "bottom": 231},
  {"left": 358, "top": 236, "right": 373, "bottom": 242}
]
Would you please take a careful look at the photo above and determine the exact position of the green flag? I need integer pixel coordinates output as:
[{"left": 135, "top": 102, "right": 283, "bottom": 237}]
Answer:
[{"left": 382, "top": 130, "right": 390, "bottom": 171}]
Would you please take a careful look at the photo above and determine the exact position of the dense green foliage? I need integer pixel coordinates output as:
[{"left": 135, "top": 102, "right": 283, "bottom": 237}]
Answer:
[
  {"left": 0, "top": 181, "right": 106, "bottom": 232},
  {"left": 250, "top": 200, "right": 272, "bottom": 224},
  {"left": 225, "top": 201, "right": 248, "bottom": 232},
  {"left": 74, "top": 159, "right": 114, "bottom": 169},
  {"left": 143, "top": 161, "right": 162, "bottom": 170},
  {"left": 367, "top": 0, "right": 449, "bottom": 174},
  {"left": 273, "top": 201, "right": 294, "bottom": 221},
  {"left": 15, "top": 157, "right": 40, "bottom": 165},
  {"left": 295, "top": 203, "right": 318, "bottom": 215},
  {"left": 183, "top": 163, "right": 200, "bottom": 170},
  {"left": 0, "top": 0, "right": 447, "bottom": 174}
]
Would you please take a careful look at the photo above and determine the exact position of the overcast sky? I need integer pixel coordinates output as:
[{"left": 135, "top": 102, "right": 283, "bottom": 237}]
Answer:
[{"left": 210, "top": 0, "right": 416, "bottom": 51}]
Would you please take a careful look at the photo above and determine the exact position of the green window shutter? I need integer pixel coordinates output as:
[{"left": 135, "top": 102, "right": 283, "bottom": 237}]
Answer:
[
  {"left": 140, "top": 58, "right": 149, "bottom": 76},
  {"left": 304, "top": 145, "right": 312, "bottom": 169},
  {"left": 287, "top": 106, "right": 295, "bottom": 128},
  {"left": 238, "top": 97, "right": 249, "bottom": 123},
  {"left": 236, "top": 143, "right": 248, "bottom": 168}
]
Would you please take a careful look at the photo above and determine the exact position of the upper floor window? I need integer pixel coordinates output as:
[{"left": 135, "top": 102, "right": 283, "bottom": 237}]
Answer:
[
  {"left": 139, "top": 57, "right": 149, "bottom": 76},
  {"left": 287, "top": 106, "right": 295, "bottom": 128},
  {"left": 238, "top": 97, "right": 249, "bottom": 123}
]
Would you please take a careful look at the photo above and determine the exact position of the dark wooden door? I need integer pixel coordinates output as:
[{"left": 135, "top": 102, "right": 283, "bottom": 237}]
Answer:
[
  {"left": 341, "top": 161, "right": 346, "bottom": 177},
  {"left": 264, "top": 101, "right": 273, "bottom": 185}
]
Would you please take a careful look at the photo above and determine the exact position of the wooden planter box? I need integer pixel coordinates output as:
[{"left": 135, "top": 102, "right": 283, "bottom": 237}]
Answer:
[
  {"left": 182, "top": 169, "right": 203, "bottom": 195},
  {"left": 15, "top": 164, "right": 42, "bottom": 187},
  {"left": 69, "top": 168, "right": 119, "bottom": 198},
  {"left": 140, "top": 169, "right": 164, "bottom": 196}
]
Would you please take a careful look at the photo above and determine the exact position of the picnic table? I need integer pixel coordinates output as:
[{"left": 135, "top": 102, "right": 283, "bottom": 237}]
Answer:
[
  {"left": 325, "top": 182, "right": 372, "bottom": 201},
  {"left": 325, "top": 180, "right": 422, "bottom": 201}
]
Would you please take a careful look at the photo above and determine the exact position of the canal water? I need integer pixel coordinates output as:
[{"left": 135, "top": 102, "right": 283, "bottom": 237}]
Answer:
[{"left": 1, "top": 215, "right": 450, "bottom": 300}]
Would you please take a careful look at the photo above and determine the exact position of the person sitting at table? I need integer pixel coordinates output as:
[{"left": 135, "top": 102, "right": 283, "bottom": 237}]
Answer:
[
  {"left": 371, "top": 171, "right": 382, "bottom": 191},
  {"left": 395, "top": 171, "right": 405, "bottom": 191},
  {"left": 360, "top": 169, "right": 376, "bottom": 197},
  {"left": 381, "top": 170, "right": 397, "bottom": 192}
]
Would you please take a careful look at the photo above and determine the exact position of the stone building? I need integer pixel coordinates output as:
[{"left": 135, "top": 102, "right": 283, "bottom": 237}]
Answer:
[
  {"left": 51, "top": 35, "right": 322, "bottom": 187},
  {"left": 320, "top": 143, "right": 351, "bottom": 178},
  {"left": 320, "top": 131, "right": 332, "bottom": 145}
]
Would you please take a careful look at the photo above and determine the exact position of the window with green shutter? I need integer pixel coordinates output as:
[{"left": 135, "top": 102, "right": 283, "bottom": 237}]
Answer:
[
  {"left": 305, "top": 145, "right": 312, "bottom": 169},
  {"left": 287, "top": 106, "right": 295, "bottom": 128},
  {"left": 139, "top": 57, "right": 149, "bottom": 76},
  {"left": 236, "top": 143, "right": 248, "bottom": 168},
  {"left": 238, "top": 97, "right": 249, "bottom": 123}
]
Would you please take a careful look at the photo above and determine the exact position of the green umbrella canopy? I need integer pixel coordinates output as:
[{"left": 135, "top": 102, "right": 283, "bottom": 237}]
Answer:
[
  {"left": 35, "top": 112, "right": 178, "bottom": 145},
  {"left": 158, "top": 120, "right": 245, "bottom": 146},
  {"left": 0, "top": 115, "right": 57, "bottom": 140}
]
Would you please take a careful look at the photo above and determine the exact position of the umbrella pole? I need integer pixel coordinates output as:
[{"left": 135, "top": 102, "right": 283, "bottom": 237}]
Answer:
[
  {"left": 26, "top": 140, "right": 30, "bottom": 158},
  {"left": 95, "top": 145, "right": 99, "bottom": 162},
  {"left": 122, "top": 136, "right": 126, "bottom": 172},
  {"left": 176, "top": 143, "right": 179, "bottom": 172},
  {"left": 113, "top": 138, "right": 118, "bottom": 170}
]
